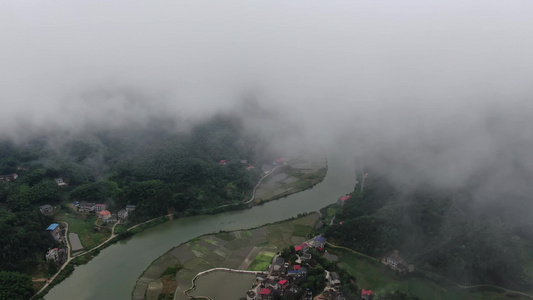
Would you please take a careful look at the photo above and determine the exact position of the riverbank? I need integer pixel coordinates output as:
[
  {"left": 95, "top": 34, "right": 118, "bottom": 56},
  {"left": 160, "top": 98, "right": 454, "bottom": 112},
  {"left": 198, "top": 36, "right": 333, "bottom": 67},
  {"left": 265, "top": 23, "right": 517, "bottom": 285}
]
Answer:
[
  {"left": 33, "top": 215, "right": 172, "bottom": 300},
  {"left": 132, "top": 213, "right": 319, "bottom": 300},
  {"left": 251, "top": 151, "right": 327, "bottom": 205},
  {"left": 37, "top": 154, "right": 327, "bottom": 299},
  {"left": 44, "top": 150, "right": 355, "bottom": 300},
  {"left": 187, "top": 269, "right": 260, "bottom": 300},
  {"left": 327, "top": 245, "right": 533, "bottom": 300}
]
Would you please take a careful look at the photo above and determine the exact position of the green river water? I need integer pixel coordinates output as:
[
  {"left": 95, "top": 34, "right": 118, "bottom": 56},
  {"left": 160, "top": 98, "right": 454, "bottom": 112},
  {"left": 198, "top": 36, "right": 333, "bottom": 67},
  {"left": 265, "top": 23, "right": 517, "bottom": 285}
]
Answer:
[{"left": 45, "top": 150, "right": 356, "bottom": 300}]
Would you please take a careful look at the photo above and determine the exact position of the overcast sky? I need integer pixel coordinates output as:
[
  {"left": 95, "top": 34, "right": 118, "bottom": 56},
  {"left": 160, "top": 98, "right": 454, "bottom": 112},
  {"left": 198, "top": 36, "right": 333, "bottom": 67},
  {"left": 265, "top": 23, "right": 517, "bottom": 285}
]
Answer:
[{"left": 2, "top": 1, "right": 533, "bottom": 191}]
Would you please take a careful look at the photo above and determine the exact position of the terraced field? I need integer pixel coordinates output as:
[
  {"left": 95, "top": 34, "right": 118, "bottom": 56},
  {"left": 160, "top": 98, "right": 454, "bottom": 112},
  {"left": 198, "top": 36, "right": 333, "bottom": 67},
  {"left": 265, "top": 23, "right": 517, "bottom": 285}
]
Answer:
[{"left": 132, "top": 213, "right": 319, "bottom": 300}]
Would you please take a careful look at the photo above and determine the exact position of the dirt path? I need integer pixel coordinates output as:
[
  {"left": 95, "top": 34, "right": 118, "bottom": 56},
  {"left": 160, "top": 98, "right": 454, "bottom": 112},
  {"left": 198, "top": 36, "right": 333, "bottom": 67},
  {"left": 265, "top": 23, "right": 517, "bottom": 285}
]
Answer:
[
  {"left": 326, "top": 242, "right": 380, "bottom": 262},
  {"left": 64, "top": 222, "right": 71, "bottom": 260},
  {"left": 326, "top": 242, "right": 533, "bottom": 299},
  {"left": 31, "top": 221, "right": 121, "bottom": 299},
  {"left": 455, "top": 284, "right": 533, "bottom": 298},
  {"left": 237, "top": 246, "right": 261, "bottom": 270},
  {"left": 245, "top": 158, "right": 304, "bottom": 205}
]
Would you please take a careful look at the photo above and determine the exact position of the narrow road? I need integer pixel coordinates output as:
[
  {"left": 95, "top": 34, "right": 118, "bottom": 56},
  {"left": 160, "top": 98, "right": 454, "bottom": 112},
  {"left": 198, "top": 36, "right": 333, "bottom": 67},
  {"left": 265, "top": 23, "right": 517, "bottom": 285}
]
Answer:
[
  {"left": 326, "top": 242, "right": 533, "bottom": 299},
  {"left": 32, "top": 222, "right": 74, "bottom": 299},
  {"left": 245, "top": 158, "right": 302, "bottom": 205},
  {"left": 325, "top": 242, "right": 379, "bottom": 262},
  {"left": 455, "top": 284, "right": 533, "bottom": 299},
  {"left": 31, "top": 221, "right": 121, "bottom": 299},
  {"left": 63, "top": 222, "right": 71, "bottom": 260}
]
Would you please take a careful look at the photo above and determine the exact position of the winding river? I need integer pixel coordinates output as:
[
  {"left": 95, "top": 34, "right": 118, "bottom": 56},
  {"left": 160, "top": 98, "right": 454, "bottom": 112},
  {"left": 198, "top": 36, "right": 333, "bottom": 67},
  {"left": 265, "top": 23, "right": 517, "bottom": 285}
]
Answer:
[{"left": 45, "top": 149, "right": 356, "bottom": 300}]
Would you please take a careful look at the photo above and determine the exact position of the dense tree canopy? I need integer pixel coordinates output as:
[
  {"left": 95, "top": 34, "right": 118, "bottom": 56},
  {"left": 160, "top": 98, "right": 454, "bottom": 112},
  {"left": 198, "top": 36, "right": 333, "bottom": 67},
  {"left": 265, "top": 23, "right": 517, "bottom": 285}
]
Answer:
[
  {"left": 0, "top": 114, "right": 265, "bottom": 282},
  {"left": 0, "top": 271, "right": 33, "bottom": 300},
  {"left": 326, "top": 170, "right": 530, "bottom": 290}
]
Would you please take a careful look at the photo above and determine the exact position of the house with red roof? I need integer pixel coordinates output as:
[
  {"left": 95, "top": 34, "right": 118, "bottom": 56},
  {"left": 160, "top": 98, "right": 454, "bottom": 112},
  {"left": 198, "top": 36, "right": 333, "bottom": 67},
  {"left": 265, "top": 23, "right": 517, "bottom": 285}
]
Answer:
[
  {"left": 219, "top": 160, "right": 227, "bottom": 165},
  {"left": 278, "top": 279, "right": 289, "bottom": 289},
  {"left": 294, "top": 242, "right": 308, "bottom": 252},
  {"left": 275, "top": 157, "right": 289, "bottom": 165},
  {"left": 338, "top": 195, "right": 351, "bottom": 205},
  {"left": 361, "top": 289, "right": 374, "bottom": 300},
  {"left": 258, "top": 288, "right": 273, "bottom": 300},
  {"left": 99, "top": 210, "right": 111, "bottom": 220}
]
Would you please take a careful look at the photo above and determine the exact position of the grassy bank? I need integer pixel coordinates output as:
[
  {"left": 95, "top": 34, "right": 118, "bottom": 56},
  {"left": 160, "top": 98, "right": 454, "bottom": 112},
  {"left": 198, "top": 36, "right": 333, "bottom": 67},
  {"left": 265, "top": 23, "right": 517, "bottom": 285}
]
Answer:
[
  {"left": 132, "top": 213, "right": 319, "bottom": 300},
  {"left": 33, "top": 215, "right": 172, "bottom": 300},
  {"left": 253, "top": 152, "right": 328, "bottom": 205},
  {"left": 54, "top": 210, "right": 111, "bottom": 251},
  {"left": 331, "top": 247, "right": 533, "bottom": 300}
]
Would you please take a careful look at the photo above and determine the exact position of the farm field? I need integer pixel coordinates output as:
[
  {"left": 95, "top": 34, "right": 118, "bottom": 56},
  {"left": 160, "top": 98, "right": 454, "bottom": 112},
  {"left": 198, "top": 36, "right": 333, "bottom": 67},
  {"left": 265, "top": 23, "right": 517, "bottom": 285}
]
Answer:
[
  {"left": 132, "top": 213, "right": 319, "bottom": 300},
  {"left": 54, "top": 210, "right": 111, "bottom": 250},
  {"left": 254, "top": 151, "right": 327, "bottom": 204},
  {"left": 334, "top": 248, "right": 533, "bottom": 300}
]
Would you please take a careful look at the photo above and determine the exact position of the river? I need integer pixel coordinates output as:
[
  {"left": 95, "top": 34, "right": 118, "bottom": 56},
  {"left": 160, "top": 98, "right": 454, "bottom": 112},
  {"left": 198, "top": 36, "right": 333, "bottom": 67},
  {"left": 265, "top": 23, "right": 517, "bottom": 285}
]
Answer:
[{"left": 45, "top": 149, "right": 356, "bottom": 300}]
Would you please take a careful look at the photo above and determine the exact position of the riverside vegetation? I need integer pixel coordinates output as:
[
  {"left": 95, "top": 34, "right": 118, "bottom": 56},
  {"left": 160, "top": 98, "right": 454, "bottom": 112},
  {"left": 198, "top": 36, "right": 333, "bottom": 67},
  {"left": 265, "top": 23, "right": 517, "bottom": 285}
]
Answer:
[
  {"left": 0, "top": 113, "right": 307, "bottom": 299},
  {"left": 320, "top": 167, "right": 533, "bottom": 298}
]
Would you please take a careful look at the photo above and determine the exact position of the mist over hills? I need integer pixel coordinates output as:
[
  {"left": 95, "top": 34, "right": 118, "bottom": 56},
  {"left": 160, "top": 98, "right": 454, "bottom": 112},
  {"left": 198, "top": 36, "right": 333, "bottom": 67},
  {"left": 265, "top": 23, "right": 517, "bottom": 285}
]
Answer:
[{"left": 2, "top": 1, "right": 533, "bottom": 297}]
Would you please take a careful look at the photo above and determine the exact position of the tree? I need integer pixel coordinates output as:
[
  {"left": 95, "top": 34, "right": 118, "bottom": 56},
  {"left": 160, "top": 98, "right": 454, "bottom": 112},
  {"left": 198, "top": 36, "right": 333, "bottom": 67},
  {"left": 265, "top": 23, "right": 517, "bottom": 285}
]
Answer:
[{"left": 0, "top": 271, "right": 33, "bottom": 300}]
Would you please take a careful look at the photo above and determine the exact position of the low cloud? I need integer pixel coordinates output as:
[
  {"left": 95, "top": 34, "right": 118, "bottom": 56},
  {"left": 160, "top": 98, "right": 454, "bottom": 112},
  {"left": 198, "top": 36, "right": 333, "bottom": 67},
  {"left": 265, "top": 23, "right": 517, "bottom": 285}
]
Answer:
[{"left": 1, "top": 1, "right": 533, "bottom": 208}]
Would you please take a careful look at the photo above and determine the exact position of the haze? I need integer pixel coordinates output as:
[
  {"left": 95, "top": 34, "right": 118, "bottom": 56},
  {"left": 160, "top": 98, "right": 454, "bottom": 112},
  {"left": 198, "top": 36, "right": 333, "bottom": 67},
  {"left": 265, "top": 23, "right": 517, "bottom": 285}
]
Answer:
[{"left": 2, "top": 1, "right": 533, "bottom": 194}]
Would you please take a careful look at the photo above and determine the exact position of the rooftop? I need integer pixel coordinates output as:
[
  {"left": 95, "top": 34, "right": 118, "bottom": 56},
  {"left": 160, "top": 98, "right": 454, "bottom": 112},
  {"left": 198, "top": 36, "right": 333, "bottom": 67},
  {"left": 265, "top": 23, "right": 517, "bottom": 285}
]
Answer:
[
  {"left": 46, "top": 223, "right": 59, "bottom": 231},
  {"left": 362, "top": 289, "right": 373, "bottom": 295},
  {"left": 259, "top": 288, "right": 272, "bottom": 295},
  {"left": 295, "top": 242, "right": 308, "bottom": 252}
]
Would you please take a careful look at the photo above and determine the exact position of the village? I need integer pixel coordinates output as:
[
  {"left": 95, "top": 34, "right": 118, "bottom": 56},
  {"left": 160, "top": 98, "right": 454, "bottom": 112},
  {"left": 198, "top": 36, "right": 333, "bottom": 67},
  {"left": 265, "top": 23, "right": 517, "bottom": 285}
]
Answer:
[
  {"left": 243, "top": 235, "right": 378, "bottom": 300},
  {"left": 3, "top": 159, "right": 412, "bottom": 300},
  {"left": 41, "top": 199, "right": 136, "bottom": 259}
]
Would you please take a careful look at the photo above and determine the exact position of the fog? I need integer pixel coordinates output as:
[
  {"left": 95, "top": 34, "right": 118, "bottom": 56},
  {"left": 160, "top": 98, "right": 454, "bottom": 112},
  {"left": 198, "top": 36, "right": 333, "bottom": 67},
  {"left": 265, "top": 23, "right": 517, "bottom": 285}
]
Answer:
[{"left": 2, "top": 1, "right": 533, "bottom": 194}]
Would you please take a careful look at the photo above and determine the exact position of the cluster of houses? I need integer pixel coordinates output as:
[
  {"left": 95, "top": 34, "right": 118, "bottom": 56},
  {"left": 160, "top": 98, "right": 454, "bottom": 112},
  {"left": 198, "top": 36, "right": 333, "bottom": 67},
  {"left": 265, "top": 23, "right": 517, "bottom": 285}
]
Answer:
[
  {"left": 245, "top": 235, "right": 378, "bottom": 300},
  {"left": 246, "top": 236, "right": 345, "bottom": 300},
  {"left": 248, "top": 254, "right": 312, "bottom": 300},
  {"left": 0, "top": 173, "right": 18, "bottom": 182},
  {"left": 75, "top": 202, "right": 136, "bottom": 223},
  {"left": 337, "top": 195, "right": 351, "bottom": 205}
]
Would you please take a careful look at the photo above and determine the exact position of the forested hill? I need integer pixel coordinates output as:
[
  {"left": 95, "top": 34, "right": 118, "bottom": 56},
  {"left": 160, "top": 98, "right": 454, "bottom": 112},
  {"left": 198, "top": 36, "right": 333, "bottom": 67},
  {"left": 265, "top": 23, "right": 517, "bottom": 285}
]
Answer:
[
  {"left": 0, "top": 114, "right": 275, "bottom": 285},
  {"left": 326, "top": 170, "right": 533, "bottom": 292}
]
